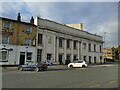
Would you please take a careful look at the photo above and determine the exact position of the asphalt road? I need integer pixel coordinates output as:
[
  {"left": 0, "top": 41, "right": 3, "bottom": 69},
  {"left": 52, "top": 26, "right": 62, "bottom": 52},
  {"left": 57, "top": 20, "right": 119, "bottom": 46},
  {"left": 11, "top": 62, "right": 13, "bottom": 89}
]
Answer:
[{"left": 2, "top": 64, "right": 118, "bottom": 88}]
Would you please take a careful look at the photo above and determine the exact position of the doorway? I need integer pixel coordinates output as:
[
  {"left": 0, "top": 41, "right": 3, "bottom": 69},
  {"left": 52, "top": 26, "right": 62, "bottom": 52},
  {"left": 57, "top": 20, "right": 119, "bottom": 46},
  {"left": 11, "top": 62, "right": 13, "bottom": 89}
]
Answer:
[
  {"left": 19, "top": 52, "right": 25, "bottom": 65},
  {"left": 59, "top": 54, "right": 63, "bottom": 64}
]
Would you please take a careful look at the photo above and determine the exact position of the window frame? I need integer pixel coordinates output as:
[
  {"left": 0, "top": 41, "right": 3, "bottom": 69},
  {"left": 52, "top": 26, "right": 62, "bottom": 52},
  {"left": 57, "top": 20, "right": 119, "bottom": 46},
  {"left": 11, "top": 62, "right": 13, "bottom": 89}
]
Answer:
[{"left": 0, "top": 50, "right": 8, "bottom": 62}]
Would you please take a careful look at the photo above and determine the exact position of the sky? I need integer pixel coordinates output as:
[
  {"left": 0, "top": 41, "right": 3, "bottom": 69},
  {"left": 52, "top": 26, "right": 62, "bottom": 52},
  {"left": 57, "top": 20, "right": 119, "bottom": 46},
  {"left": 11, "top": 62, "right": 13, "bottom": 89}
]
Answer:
[{"left": 0, "top": 0, "right": 119, "bottom": 48}]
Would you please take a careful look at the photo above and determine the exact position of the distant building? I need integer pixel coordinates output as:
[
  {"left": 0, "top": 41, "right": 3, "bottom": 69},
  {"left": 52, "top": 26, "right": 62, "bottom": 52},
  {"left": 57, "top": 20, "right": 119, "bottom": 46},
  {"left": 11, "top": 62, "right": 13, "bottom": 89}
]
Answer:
[
  {"left": 66, "top": 23, "right": 83, "bottom": 30},
  {"left": 0, "top": 13, "right": 37, "bottom": 65},
  {"left": 103, "top": 48, "right": 115, "bottom": 60}
]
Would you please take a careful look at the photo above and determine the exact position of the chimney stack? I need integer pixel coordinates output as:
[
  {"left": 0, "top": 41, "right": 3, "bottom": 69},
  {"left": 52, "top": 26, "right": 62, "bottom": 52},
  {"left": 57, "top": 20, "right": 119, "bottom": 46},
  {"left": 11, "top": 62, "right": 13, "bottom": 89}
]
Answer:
[
  {"left": 17, "top": 13, "right": 21, "bottom": 22},
  {"left": 30, "top": 16, "right": 34, "bottom": 25}
]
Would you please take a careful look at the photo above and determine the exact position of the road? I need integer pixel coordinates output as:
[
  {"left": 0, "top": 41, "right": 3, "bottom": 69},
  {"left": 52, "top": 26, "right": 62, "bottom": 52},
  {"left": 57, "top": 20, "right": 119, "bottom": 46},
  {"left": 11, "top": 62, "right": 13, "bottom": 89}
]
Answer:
[{"left": 2, "top": 64, "right": 118, "bottom": 88}]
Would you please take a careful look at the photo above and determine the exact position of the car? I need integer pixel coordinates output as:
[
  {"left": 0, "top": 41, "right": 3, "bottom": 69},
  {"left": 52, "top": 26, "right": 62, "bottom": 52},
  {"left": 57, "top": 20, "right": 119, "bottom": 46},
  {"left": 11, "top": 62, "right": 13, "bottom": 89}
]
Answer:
[
  {"left": 44, "top": 60, "right": 53, "bottom": 66},
  {"left": 18, "top": 62, "right": 47, "bottom": 72},
  {"left": 68, "top": 60, "right": 87, "bottom": 68}
]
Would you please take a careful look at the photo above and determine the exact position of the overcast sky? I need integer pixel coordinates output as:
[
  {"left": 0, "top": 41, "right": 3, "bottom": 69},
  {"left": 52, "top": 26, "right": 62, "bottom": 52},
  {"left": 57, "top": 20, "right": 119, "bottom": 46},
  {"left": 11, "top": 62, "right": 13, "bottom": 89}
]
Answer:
[{"left": 0, "top": 0, "right": 119, "bottom": 48}]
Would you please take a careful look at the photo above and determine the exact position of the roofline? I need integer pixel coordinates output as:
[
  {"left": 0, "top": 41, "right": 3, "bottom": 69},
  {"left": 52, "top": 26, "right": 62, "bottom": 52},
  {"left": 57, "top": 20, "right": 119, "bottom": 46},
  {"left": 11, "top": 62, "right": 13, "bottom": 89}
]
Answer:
[
  {"left": 0, "top": 17, "right": 37, "bottom": 27},
  {"left": 38, "top": 17, "right": 102, "bottom": 38}
]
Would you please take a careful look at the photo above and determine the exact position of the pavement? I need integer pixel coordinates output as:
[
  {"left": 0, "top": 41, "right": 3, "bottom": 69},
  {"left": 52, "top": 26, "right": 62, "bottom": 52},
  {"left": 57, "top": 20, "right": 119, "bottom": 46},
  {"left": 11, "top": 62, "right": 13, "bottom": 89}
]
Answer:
[{"left": 0, "top": 62, "right": 118, "bottom": 72}]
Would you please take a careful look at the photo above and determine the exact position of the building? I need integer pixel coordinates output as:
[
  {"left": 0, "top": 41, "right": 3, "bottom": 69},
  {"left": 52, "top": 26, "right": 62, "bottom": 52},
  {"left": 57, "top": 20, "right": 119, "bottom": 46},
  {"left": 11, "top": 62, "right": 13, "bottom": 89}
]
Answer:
[
  {"left": 35, "top": 17, "right": 104, "bottom": 64},
  {"left": 103, "top": 48, "right": 115, "bottom": 60},
  {"left": 66, "top": 23, "right": 83, "bottom": 30},
  {"left": 0, "top": 13, "right": 37, "bottom": 65}
]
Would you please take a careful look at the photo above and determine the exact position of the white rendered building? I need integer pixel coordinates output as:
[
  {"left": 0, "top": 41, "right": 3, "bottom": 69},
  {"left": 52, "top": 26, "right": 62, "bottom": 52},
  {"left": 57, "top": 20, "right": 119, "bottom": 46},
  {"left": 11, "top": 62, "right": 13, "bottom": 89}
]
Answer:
[{"left": 35, "top": 17, "right": 104, "bottom": 64}]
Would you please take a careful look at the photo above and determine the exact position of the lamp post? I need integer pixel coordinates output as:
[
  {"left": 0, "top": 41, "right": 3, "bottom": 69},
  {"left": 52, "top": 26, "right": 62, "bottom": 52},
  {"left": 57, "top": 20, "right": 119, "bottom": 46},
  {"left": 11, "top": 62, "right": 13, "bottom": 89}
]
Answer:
[{"left": 104, "top": 32, "right": 106, "bottom": 63}]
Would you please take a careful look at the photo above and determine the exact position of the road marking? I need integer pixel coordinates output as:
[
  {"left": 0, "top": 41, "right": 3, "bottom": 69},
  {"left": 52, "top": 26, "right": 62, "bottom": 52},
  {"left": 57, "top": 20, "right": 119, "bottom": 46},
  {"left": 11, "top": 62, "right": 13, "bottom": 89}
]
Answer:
[{"left": 89, "top": 84, "right": 101, "bottom": 87}]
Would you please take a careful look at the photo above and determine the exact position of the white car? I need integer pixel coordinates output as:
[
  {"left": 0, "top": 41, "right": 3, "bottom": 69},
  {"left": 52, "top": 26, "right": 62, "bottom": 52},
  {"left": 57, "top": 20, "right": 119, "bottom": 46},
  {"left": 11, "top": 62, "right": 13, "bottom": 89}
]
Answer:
[{"left": 68, "top": 60, "right": 87, "bottom": 68}]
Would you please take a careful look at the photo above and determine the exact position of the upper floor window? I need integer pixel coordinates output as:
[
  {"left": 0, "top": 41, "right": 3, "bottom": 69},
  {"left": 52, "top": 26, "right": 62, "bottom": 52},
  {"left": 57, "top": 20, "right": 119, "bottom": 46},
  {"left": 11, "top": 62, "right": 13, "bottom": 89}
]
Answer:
[
  {"left": 67, "top": 40, "right": 70, "bottom": 49},
  {"left": 94, "top": 44, "right": 96, "bottom": 52},
  {"left": 26, "top": 26, "right": 32, "bottom": 33},
  {"left": 24, "top": 38, "right": 31, "bottom": 46},
  {"left": 2, "top": 35, "right": 9, "bottom": 44},
  {"left": 59, "top": 38, "right": 63, "bottom": 47},
  {"left": 88, "top": 43, "right": 91, "bottom": 51},
  {"left": 74, "top": 41, "right": 77, "bottom": 49},
  {"left": 3, "top": 21, "right": 11, "bottom": 30},
  {"left": 38, "top": 34, "right": 43, "bottom": 44},
  {"left": 100, "top": 45, "right": 102, "bottom": 52},
  {"left": 83, "top": 43, "right": 86, "bottom": 50}
]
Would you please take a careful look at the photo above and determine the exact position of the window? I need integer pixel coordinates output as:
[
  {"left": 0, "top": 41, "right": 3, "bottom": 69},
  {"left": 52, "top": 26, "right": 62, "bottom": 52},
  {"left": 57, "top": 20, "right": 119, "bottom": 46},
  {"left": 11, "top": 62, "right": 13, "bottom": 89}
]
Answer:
[
  {"left": 59, "top": 38, "right": 63, "bottom": 47},
  {"left": 94, "top": 44, "right": 96, "bottom": 52},
  {"left": 88, "top": 43, "right": 91, "bottom": 51},
  {"left": 0, "top": 50, "right": 8, "bottom": 62},
  {"left": 83, "top": 43, "right": 86, "bottom": 50},
  {"left": 38, "top": 34, "right": 43, "bottom": 44},
  {"left": 27, "top": 52, "right": 32, "bottom": 61},
  {"left": 74, "top": 55, "right": 77, "bottom": 60},
  {"left": 100, "top": 45, "right": 102, "bottom": 52},
  {"left": 48, "top": 36, "right": 52, "bottom": 44},
  {"left": 2, "top": 35, "right": 9, "bottom": 44},
  {"left": 26, "top": 26, "right": 32, "bottom": 33},
  {"left": 24, "top": 38, "right": 30, "bottom": 46},
  {"left": 74, "top": 41, "right": 77, "bottom": 49},
  {"left": 3, "top": 21, "right": 11, "bottom": 30},
  {"left": 37, "top": 49, "right": 42, "bottom": 63},
  {"left": 94, "top": 57, "right": 96, "bottom": 63},
  {"left": 89, "top": 56, "right": 92, "bottom": 63},
  {"left": 47, "top": 54, "right": 52, "bottom": 60},
  {"left": 67, "top": 55, "right": 71, "bottom": 60},
  {"left": 67, "top": 40, "right": 70, "bottom": 48},
  {"left": 83, "top": 56, "right": 86, "bottom": 62}
]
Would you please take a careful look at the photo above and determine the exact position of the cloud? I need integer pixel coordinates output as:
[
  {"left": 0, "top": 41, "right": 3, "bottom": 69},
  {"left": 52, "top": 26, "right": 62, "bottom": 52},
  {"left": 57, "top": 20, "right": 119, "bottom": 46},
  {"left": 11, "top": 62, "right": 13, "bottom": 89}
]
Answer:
[{"left": 0, "top": 2, "right": 118, "bottom": 47}]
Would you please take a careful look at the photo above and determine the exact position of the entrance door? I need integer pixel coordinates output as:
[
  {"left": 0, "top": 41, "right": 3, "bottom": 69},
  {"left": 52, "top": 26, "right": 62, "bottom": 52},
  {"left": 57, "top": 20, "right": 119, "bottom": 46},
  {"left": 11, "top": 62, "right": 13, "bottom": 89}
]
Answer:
[
  {"left": 19, "top": 52, "right": 25, "bottom": 65},
  {"left": 59, "top": 54, "right": 63, "bottom": 64}
]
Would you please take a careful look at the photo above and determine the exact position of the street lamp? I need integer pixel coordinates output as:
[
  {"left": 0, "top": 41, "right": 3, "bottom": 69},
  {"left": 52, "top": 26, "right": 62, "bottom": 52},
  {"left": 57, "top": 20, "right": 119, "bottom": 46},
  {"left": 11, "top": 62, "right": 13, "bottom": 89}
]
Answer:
[{"left": 104, "top": 32, "right": 106, "bottom": 63}]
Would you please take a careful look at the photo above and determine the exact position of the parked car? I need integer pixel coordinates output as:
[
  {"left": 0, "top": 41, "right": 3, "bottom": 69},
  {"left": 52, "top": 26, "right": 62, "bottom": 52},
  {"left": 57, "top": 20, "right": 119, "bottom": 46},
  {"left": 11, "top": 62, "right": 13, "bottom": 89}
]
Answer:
[
  {"left": 44, "top": 60, "right": 53, "bottom": 66},
  {"left": 68, "top": 60, "right": 87, "bottom": 68},
  {"left": 18, "top": 62, "right": 47, "bottom": 72}
]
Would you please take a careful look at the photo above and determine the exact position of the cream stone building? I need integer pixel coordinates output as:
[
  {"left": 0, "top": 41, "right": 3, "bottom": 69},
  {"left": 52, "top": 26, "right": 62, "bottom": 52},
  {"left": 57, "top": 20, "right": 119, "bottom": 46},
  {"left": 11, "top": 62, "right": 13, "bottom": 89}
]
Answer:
[
  {"left": 35, "top": 17, "right": 104, "bottom": 64},
  {"left": 66, "top": 23, "right": 83, "bottom": 30}
]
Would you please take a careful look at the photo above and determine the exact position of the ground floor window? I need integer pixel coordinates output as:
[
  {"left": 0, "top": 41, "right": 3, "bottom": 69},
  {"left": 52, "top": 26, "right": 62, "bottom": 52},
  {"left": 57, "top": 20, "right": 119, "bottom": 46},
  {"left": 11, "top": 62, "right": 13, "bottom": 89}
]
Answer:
[
  {"left": 73, "top": 54, "right": 77, "bottom": 61},
  {"left": 47, "top": 54, "right": 52, "bottom": 60},
  {"left": 100, "top": 56, "right": 102, "bottom": 63},
  {"left": 27, "top": 52, "right": 32, "bottom": 61},
  {"left": 94, "top": 57, "right": 96, "bottom": 63},
  {"left": 0, "top": 50, "right": 8, "bottom": 62},
  {"left": 89, "top": 56, "right": 92, "bottom": 64},
  {"left": 83, "top": 56, "right": 86, "bottom": 62},
  {"left": 37, "top": 49, "right": 42, "bottom": 63}
]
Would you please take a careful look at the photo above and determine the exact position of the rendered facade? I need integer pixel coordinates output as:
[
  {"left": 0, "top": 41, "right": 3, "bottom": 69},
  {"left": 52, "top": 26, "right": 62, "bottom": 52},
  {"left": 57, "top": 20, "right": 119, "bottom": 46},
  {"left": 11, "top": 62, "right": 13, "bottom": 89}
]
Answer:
[{"left": 35, "top": 17, "right": 104, "bottom": 64}]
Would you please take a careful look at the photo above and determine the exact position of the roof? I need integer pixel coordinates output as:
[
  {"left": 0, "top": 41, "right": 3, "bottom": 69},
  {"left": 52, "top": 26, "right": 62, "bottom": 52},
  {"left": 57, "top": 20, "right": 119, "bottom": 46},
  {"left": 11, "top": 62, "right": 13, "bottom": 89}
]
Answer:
[{"left": 0, "top": 17, "right": 37, "bottom": 27}]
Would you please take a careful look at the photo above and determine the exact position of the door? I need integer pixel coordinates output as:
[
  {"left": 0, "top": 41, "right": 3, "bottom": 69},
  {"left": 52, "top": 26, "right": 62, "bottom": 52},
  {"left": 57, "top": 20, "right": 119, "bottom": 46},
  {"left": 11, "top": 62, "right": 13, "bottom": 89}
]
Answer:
[
  {"left": 59, "top": 54, "right": 63, "bottom": 64},
  {"left": 19, "top": 52, "right": 25, "bottom": 65}
]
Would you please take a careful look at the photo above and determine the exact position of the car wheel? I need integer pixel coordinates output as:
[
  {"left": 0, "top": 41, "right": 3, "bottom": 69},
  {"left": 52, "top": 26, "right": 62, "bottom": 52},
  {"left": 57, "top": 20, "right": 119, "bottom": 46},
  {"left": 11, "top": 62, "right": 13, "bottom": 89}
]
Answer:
[
  {"left": 19, "top": 67, "right": 23, "bottom": 71},
  {"left": 82, "top": 65, "right": 86, "bottom": 68},
  {"left": 70, "top": 65, "right": 73, "bottom": 68},
  {"left": 35, "top": 67, "right": 39, "bottom": 72}
]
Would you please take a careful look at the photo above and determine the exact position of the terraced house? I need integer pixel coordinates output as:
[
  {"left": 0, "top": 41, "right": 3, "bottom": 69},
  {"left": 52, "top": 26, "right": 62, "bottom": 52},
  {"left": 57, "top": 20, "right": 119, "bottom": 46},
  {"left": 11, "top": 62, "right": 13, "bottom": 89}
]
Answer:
[
  {"left": 0, "top": 13, "right": 37, "bottom": 65},
  {"left": 35, "top": 17, "right": 104, "bottom": 64}
]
